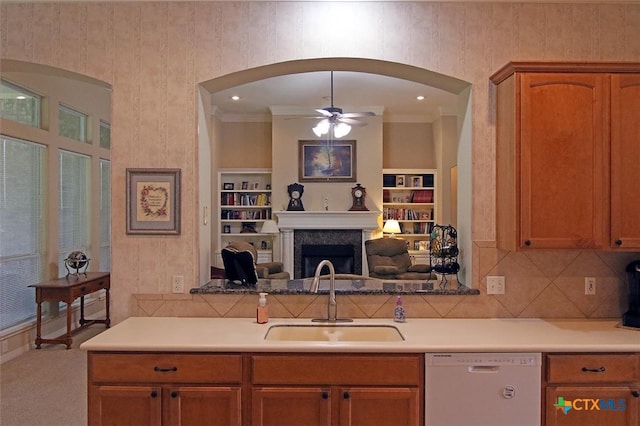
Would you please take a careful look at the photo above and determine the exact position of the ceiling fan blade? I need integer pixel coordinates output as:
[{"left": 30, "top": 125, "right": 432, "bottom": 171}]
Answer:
[
  {"left": 284, "top": 116, "right": 326, "bottom": 120},
  {"left": 341, "top": 111, "right": 375, "bottom": 118},
  {"left": 316, "top": 108, "right": 333, "bottom": 117},
  {"left": 339, "top": 117, "right": 367, "bottom": 126}
]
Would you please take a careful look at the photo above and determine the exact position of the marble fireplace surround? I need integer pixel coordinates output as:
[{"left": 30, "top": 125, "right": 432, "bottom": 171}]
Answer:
[{"left": 275, "top": 211, "right": 381, "bottom": 278}]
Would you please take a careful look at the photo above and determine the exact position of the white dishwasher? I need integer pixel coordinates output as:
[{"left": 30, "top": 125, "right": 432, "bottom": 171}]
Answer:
[{"left": 425, "top": 353, "right": 542, "bottom": 426}]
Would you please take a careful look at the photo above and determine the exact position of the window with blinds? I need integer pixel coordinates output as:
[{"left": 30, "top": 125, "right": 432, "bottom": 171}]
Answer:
[
  {"left": 0, "top": 136, "right": 45, "bottom": 330},
  {"left": 58, "top": 150, "right": 90, "bottom": 277},
  {"left": 99, "top": 160, "right": 111, "bottom": 271}
]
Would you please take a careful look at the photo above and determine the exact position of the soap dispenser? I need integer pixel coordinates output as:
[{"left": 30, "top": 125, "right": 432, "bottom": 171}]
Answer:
[
  {"left": 393, "top": 295, "right": 406, "bottom": 323},
  {"left": 257, "top": 292, "right": 269, "bottom": 324}
]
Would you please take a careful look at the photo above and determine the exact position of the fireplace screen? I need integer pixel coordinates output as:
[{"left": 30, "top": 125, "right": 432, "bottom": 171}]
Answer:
[{"left": 301, "top": 244, "right": 355, "bottom": 278}]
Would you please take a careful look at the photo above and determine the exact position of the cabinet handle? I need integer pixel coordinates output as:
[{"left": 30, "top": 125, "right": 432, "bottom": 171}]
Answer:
[
  {"left": 321, "top": 392, "right": 329, "bottom": 400},
  {"left": 150, "top": 390, "right": 158, "bottom": 398},
  {"left": 615, "top": 239, "right": 623, "bottom": 246},
  {"left": 524, "top": 240, "right": 531, "bottom": 247},
  {"left": 171, "top": 391, "right": 178, "bottom": 398},
  {"left": 343, "top": 392, "right": 350, "bottom": 399},
  {"left": 581, "top": 366, "right": 606, "bottom": 373},
  {"left": 631, "top": 390, "right": 640, "bottom": 398},
  {"left": 154, "top": 366, "right": 178, "bottom": 373}
]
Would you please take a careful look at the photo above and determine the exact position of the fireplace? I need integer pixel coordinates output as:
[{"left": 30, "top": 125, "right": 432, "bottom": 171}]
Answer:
[
  {"left": 299, "top": 240, "right": 357, "bottom": 278},
  {"left": 294, "top": 230, "right": 362, "bottom": 278},
  {"left": 275, "top": 211, "right": 381, "bottom": 278}
]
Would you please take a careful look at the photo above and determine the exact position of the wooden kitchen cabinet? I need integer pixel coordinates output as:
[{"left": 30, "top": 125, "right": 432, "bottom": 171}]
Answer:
[
  {"left": 544, "top": 353, "right": 640, "bottom": 426},
  {"left": 250, "top": 354, "right": 423, "bottom": 426},
  {"left": 251, "top": 387, "right": 331, "bottom": 426},
  {"left": 338, "top": 387, "right": 419, "bottom": 426},
  {"left": 491, "top": 62, "right": 640, "bottom": 251},
  {"left": 87, "top": 353, "right": 243, "bottom": 426},
  {"left": 610, "top": 74, "right": 640, "bottom": 249}
]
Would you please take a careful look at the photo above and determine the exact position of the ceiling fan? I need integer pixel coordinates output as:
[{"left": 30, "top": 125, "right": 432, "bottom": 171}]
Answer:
[{"left": 309, "top": 71, "right": 375, "bottom": 138}]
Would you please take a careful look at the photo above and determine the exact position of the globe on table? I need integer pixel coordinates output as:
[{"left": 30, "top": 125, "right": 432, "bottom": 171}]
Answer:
[{"left": 64, "top": 251, "right": 90, "bottom": 277}]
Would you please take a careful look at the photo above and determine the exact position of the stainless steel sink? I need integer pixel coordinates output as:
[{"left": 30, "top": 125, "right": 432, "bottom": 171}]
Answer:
[{"left": 264, "top": 324, "right": 404, "bottom": 342}]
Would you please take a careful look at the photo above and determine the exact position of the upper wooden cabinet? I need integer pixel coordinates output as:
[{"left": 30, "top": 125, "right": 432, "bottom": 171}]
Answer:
[
  {"left": 610, "top": 74, "right": 640, "bottom": 249},
  {"left": 491, "top": 62, "right": 640, "bottom": 251}
]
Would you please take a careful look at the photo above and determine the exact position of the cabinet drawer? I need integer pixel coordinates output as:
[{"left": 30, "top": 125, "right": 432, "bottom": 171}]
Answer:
[
  {"left": 547, "top": 354, "right": 639, "bottom": 384},
  {"left": 89, "top": 353, "right": 242, "bottom": 384},
  {"left": 71, "top": 278, "right": 109, "bottom": 298},
  {"left": 252, "top": 354, "right": 422, "bottom": 386}
]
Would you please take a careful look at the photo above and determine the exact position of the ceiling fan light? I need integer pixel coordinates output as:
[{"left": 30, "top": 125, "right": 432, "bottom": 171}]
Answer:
[
  {"left": 333, "top": 122, "right": 351, "bottom": 138},
  {"left": 313, "top": 119, "right": 330, "bottom": 137}
]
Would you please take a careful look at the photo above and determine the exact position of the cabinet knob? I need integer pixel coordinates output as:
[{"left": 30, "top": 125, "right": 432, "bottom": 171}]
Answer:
[
  {"left": 321, "top": 392, "right": 329, "bottom": 400},
  {"left": 615, "top": 239, "right": 623, "bottom": 246},
  {"left": 343, "top": 392, "right": 350, "bottom": 399},
  {"left": 150, "top": 390, "right": 158, "bottom": 398},
  {"left": 631, "top": 390, "right": 640, "bottom": 398},
  {"left": 80, "top": 286, "right": 87, "bottom": 292},
  {"left": 524, "top": 240, "right": 532, "bottom": 247},
  {"left": 171, "top": 391, "right": 178, "bottom": 398}
]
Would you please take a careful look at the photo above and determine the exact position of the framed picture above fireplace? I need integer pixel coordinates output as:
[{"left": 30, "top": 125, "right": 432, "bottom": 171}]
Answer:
[{"left": 298, "top": 140, "right": 356, "bottom": 182}]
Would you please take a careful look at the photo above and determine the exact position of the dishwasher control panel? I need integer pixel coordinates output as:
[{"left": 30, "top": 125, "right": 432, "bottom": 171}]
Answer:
[{"left": 426, "top": 352, "right": 541, "bottom": 366}]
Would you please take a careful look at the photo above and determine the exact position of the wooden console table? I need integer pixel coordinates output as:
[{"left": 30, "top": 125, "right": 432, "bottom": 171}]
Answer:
[{"left": 29, "top": 272, "right": 110, "bottom": 349}]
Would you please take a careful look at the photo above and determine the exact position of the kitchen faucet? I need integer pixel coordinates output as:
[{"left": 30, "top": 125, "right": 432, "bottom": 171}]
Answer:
[{"left": 310, "top": 260, "right": 352, "bottom": 322}]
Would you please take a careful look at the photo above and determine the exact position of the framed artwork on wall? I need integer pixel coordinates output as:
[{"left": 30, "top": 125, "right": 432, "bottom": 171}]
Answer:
[
  {"left": 298, "top": 139, "right": 356, "bottom": 182},
  {"left": 126, "top": 168, "right": 181, "bottom": 235}
]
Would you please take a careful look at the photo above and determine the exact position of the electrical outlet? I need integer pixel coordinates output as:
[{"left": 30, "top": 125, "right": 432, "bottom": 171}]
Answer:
[
  {"left": 172, "top": 275, "right": 184, "bottom": 293},
  {"left": 585, "top": 277, "right": 596, "bottom": 295},
  {"left": 487, "top": 276, "right": 505, "bottom": 294}
]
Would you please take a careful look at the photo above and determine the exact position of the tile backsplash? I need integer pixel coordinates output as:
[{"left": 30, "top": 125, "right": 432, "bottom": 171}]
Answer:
[{"left": 133, "top": 245, "right": 639, "bottom": 319}]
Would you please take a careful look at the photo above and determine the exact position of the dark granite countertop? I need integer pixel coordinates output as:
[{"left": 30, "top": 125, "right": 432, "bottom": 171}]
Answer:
[{"left": 191, "top": 276, "right": 480, "bottom": 296}]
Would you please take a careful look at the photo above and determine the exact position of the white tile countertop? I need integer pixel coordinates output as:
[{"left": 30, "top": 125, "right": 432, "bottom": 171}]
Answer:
[{"left": 80, "top": 317, "right": 640, "bottom": 353}]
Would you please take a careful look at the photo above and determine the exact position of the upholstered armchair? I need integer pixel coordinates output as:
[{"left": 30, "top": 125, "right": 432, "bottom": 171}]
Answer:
[
  {"left": 222, "top": 241, "right": 290, "bottom": 285},
  {"left": 365, "top": 237, "right": 434, "bottom": 280}
]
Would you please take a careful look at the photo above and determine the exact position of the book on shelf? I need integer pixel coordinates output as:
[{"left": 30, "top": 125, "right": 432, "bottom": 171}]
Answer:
[
  {"left": 411, "top": 189, "right": 433, "bottom": 203},
  {"left": 221, "top": 209, "right": 271, "bottom": 220},
  {"left": 221, "top": 192, "right": 271, "bottom": 206},
  {"left": 383, "top": 207, "right": 433, "bottom": 221}
]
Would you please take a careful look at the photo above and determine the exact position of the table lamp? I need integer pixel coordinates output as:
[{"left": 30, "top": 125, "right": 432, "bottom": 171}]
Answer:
[
  {"left": 260, "top": 220, "right": 280, "bottom": 251},
  {"left": 382, "top": 219, "right": 401, "bottom": 237}
]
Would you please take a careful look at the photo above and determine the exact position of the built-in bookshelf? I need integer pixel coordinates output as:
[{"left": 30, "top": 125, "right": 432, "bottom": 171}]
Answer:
[
  {"left": 216, "top": 169, "right": 273, "bottom": 266},
  {"left": 382, "top": 169, "right": 437, "bottom": 263}
]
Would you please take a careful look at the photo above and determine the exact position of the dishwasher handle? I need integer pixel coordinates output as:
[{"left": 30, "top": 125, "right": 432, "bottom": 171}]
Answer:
[{"left": 468, "top": 365, "right": 500, "bottom": 373}]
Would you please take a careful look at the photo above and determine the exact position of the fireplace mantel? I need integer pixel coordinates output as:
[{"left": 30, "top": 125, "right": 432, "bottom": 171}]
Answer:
[
  {"left": 275, "top": 211, "right": 381, "bottom": 230},
  {"left": 274, "top": 211, "right": 382, "bottom": 277}
]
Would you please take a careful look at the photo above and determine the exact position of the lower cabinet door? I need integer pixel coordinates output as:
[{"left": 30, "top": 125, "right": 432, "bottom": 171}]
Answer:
[
  {"left": 90, "top": 385, "right": 162, "bottom": 426},
  {"left": 251, "top": 387, "right": 331, "bottom": 426},
  {"left": 168, "top": 386, "right": 241, "bottom": 426},
  {"left": 546, "top": 386, "right": 639, "bottom": 426},
  {"left": 338, "top": 387, "right": 420, "bottom": 426}
]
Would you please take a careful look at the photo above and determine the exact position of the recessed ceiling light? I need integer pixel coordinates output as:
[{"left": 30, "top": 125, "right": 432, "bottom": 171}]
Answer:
[
  {"left": 231, "top": 95, "right": 240, "bottom": 101},
  {"left": 416, "top": 95, "right": 425, "bottom": 101},
  {"left": 16, "top": 95, "right": 26, "bottom": 100}
]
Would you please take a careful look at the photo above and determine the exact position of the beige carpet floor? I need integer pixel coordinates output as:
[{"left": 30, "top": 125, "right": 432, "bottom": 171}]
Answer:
[{"left": 0, "top": 326, "right": 105, "bottom": 426}]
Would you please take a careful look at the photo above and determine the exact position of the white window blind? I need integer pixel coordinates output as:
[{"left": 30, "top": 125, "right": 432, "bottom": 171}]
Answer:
[
  {"left": 0, "top": 136, "right": 45, "bottom": 330},
  {"left": 58, "top": 150, "right": 90, "bottom": 277},
  {"left": 99, "top": 160, "right": 111, "bottom": 271}
]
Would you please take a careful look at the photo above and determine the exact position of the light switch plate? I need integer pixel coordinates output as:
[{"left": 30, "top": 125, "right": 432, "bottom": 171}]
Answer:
[
  {"left": 487, "top": 276, "right": 505, "bottom": 294},
  {"left": 585, "top": 277, "right": 596, "bottom": 295}
]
